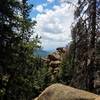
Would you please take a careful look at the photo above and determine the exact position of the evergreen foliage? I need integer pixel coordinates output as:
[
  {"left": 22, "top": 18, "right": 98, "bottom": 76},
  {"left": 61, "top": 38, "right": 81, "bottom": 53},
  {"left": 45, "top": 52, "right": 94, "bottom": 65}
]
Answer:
[
  {"left": 0, "top": 0, "right": 100, "bottom": 99},
  {"left": 59, "top": 49, "right": 73, "bottom": 85},
  {"left": 70, "top": 0, "right": 100, "bottom": 94},
  {"left": 0, "top": 0, "right": 45, "bottom": 99}
]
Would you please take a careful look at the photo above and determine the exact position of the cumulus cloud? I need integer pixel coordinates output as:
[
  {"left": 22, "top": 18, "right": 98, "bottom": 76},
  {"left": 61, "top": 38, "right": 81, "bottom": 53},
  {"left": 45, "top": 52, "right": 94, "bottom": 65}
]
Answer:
[
  {"left": 34, "top": 2, "right": 75, "bottom": 50},
  {"left": 60, "top": 0, "right": 77, "bottom": 3},
  {"left": 35, "top": 5, "right": 44, "bottom": 13},
  {"left": 43, "top": 3, "right": 48, "bottom": 7},
  {"left": 16, "top": 0, "right": 22, "bottom": 3},
  {"left": 47, "top": 0, "right": 54, "bottom": 3}
]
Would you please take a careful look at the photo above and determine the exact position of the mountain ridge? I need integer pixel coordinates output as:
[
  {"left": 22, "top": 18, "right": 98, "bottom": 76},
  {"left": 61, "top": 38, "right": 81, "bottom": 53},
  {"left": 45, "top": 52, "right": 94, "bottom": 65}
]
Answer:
[{"left": 33, "top": 49, "right": 52, "bottom": 57}]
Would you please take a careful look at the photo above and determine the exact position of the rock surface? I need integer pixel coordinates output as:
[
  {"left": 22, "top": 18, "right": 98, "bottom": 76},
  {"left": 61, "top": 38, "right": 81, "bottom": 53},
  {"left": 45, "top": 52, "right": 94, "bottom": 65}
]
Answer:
[
  {"left": 95, "top": 97, "right": 100, "bottom": 100},
  {"left": 46, "top": 47, "right": 68, "bottom": 81},
  {"left": 34, "top": 84, "right": 99, "bottom": 100}
]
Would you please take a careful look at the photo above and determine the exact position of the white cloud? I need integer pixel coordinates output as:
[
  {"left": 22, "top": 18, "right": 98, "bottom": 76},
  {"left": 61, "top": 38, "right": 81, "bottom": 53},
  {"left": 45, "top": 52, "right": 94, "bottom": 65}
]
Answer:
[
  {"left": 43, "top": 3, "right": 48, "bottom": 7},
  {"left": 60, "top": 0, "right": 77, "bottom": 3},
  {"left": 53, "top": 5, "right": 60, "bottom": 10},
  {"left": 47, "top": 0, "right": 54, "bottom": 3},
  {"left": 34, "top": 2, "right": 75, "bottom": 50},
  {"left": 16, "top": 0, "right": 22, "bottom": 3},
  {"left": 36, "top": 5, "right": 44, "bottom": 13}
]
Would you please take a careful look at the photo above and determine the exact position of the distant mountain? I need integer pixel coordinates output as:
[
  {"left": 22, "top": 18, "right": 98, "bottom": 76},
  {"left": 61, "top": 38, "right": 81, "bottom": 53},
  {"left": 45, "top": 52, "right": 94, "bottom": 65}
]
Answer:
[{"left": 33, "top": 49, "right": 51, "bottom": 57}]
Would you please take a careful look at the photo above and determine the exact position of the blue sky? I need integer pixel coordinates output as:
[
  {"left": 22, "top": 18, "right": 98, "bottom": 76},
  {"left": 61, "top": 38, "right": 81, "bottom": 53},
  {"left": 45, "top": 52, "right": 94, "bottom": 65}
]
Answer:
[
  {"left": 28, "top": 0, "right": 76, "bottom": 51},
  {"left": 29, "top": 0, "right": 60, "bottom": 18}
]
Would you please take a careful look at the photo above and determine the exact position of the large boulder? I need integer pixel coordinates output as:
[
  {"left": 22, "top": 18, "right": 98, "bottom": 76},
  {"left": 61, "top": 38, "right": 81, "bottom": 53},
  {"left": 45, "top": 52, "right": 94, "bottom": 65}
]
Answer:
[
  {"left": 95, "top": 97, "right": 100, "bottom": 100},
  {"left": 35, "top": 84, "right": 99, "bottom": 100}
]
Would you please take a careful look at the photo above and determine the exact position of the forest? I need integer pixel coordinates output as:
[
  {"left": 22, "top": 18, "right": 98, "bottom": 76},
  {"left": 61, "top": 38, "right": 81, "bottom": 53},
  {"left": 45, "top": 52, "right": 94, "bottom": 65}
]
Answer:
[{"left": 0, "top": 0, "right": 100, "bottom": 100}]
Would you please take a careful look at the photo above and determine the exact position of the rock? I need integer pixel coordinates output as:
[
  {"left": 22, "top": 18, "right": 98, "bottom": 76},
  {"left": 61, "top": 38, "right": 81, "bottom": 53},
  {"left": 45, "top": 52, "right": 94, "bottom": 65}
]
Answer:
[
  {"left": 41, "top": 47, "right": 69, "bottom": 84},
  {"left": 48, "top": 52, "right": 61, "bottom": 61},
  {"left": 95, "top": 97, "right": 100, "bottom": 100},
  {"left": 35, "top": 84, "right": 99, "bottom": 100},
  {"left": 53, "top": 69, "right": 59, "bottom": 74},
  {"left": 94, "top": 80, "right": 100, "bottom": 88},
  {"left": 56, "top": 47, "right": 66, "bottom": 53},
  {"left": 42, "top": 58, "right": 50, "bottom": 63},
  {"left": 34, "top": 97, "right": 38, "bottom": 100},
  {"left": 49, "top": 61, "right": 61, "bottom": 67},
  {"left": 56, "top": 47, "right": 69, "bottom": 55}
]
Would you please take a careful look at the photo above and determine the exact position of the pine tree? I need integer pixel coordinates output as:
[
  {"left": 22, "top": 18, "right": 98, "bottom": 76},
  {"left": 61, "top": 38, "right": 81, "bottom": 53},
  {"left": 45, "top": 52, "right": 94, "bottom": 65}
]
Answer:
[
  {"left": 70, "top": 0, "right": 99, "bottom": 93},
  {"left": 0, "top": 0, "right": 40, "bottom": 99},
  {"left": 0, "top": 0, "right": 22, "bottom": 98}
]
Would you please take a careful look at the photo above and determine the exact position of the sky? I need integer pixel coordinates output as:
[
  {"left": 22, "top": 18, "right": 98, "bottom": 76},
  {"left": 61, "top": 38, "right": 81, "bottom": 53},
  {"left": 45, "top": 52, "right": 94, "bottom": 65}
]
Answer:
[{"left": 28, "top": 0, "right": 77, "bottom": 51}]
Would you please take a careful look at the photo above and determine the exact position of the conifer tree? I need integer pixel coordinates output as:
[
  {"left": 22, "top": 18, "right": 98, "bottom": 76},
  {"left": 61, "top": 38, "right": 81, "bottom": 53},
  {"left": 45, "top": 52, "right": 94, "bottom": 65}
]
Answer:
[
  {"left": 70, "top": 0, "right": 99, "bottom": 93},
  {"left": 0, "top": 0, "right": 40, "bottom": 99}
]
